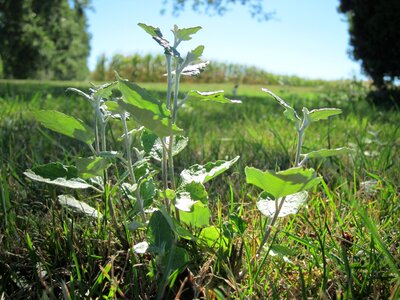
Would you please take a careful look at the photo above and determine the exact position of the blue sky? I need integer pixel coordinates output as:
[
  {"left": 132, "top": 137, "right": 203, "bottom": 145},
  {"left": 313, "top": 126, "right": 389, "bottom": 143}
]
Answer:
[{"left": 87, "top": 0, "right": 363, "bottom": 80}]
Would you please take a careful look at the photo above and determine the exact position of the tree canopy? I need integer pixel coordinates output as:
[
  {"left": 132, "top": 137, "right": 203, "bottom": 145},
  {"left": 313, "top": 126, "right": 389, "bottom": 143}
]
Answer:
[
  {"left": 161, "top": 0, "right": 272, "bottom": 21},
  {"left": 0, "top": 0, "right": 91, "bottom": 80},
  {"left": 339, "top": 0, "right": 400, "bottom": 90}
]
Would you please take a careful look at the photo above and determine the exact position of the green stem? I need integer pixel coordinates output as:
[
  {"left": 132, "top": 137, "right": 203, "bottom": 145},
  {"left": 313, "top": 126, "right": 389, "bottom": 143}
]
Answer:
[
  {"left": 93, "top": 111, "right": 100, "bottom": 154},
  {"left": 165, "top": 55, "right": 173, "bottom": 110},
  {"left": 294, "top": 128, "right": 304, "bottom": 167},
  {"left": 121, "top": 114, "right": 146, "bottom": 222},
  {"left": 161, "top": 54, "right": 174, "bottom": 212}
]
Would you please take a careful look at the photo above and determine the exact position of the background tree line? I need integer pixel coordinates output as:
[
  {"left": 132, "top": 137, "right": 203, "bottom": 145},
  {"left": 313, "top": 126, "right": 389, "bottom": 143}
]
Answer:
[
  {"left": 0, "top": 0, "right": 90, "bottom": 80},
  {"left": 1, "top": 0, "right": 400, "bottom": 104},
  {"left": 91, "top": 52, "right": 330, "bottom": 86}
]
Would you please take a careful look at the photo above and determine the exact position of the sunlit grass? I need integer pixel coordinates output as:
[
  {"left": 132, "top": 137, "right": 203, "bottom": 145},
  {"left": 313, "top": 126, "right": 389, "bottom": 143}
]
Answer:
[{"left": 0, "top": 80, "right": 399, "bottom": 298}]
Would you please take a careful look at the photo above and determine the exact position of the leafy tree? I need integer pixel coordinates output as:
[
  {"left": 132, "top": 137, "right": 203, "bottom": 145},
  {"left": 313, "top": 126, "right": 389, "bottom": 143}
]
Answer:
[
  {"left": 339, "top": 0, "right": 400, "bottom": 91},
  {"left": 161, "top": 0, "right": 272, "bottom": 21},
  {"left": 0, "top": 0, "right": 90, "bottom": 80}
]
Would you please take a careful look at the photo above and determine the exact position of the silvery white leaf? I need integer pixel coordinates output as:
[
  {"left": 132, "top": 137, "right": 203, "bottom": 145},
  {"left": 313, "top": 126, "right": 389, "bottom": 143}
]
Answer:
[
  {"left": 133, "top": 241, "right": 149, "bottom": 254},
  {"left": 58, "top": 195, "right": 102, "bottom": 219},
  {"left": 24, "top": 170, "right": 94, "bottom": 190},
  {"left": 181, "top": 61, "right": 209, "bottom": 76},
  {"left": 257, "top": 191, "right": 308, "bottom": 218},
  {"left": 175, "top": 192, "right": 197, "bottom": 212}
]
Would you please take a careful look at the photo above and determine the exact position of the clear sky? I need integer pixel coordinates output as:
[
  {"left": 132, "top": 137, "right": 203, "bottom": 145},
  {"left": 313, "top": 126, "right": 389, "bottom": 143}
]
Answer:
[{"left": 86, "top": 0, "right": 364, "bottom": 80}]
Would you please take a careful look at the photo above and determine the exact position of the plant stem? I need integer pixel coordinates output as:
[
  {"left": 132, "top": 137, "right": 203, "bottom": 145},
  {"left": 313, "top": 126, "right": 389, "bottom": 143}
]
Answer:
[
  {"left": 161, "top": 54, "right": 174, "bottom": 212},
  {"left": 169, "top": 63, "right": 182, "bottom": 221},
  {"left": 121, "top": 114, "right": 146, "bottom": 222},
  {"left": 165, "top": 55, "right": 173, "bottom": 110},
  {"left": 294, "top": 128, "right": 304, "bottom": 167}
]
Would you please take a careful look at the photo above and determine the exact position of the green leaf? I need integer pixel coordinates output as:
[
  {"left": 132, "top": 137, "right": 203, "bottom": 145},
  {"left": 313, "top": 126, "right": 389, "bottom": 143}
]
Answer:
[
  {"left": 92, "top": 81, "right": 118, "bottom": 99},
  {"left": 198, "top": 226, "right": 229, "bottom": 252},
  {"left": 186, "top": 45, "right": 204, "bottom": 61},
  {"left": 161, "top": 247, "right": 190, "bottom": 272},
  {"left": 142, "top": 131, "right": 188, "bottom": 161},
  {"left": 304, "top": 107, "right": 342, "bottom": 122},
  {"left": 245, "top": 166, "right": 321, "bottom": 198},
  {"left": 173, "top": 25, "right": 202, "bottom": 41},
  {"left": 179, "top": 181, "right": 208, "bottom": 203},
  {"left": 116, "top": 75, "right": 182, "bottom": 137},
  {"left": 257, "top": 191, "right": 308, "bottom": 217},
  {"left": 301, "top": 147, "right": 353, "bottom": 160},
  {"left": 229, "top": 214, "right": 247, "bottom": 235},
  {"left": 261, "top": 88, "right": 300, "bottom": 122},
  {"left": 76, "top": 156, "right": 112, "bottom": 179},
  {"left": 31, "top": 162, "right": 78, "bottom": 179},
  {"left": 180, "top": 46, "right": 205, "bottom": 71},
  {"left": 164, "top": 189, "right": 176, "bottom": 201},
  {"left": 58, "top": 195, "right": 102, "bottom": 219},
  {"left": 180, "top": 156, "right": 239, "bottom": 184},
  {"left": 140, "top": 178, "right": 157, "bottom": 202},
  {"left": 127, "top": 220, "right": 145, "bottom": 232},
  {"left": 186, "top": 90, "right": 241, "bottom": 104},
  {"left": 175, "top": 192, "right": 197, "bottom": 212},
  {"left": 24, "top": 169, "right": 94, "bottom": 190},
  {"left": 180, "top": 202, "right": 210, "bottom": 228},
  {"left": 147, "top": 210, "right": 175, "bottom": 252},
  {"left": 138, "top": 23, "right": 163, "bottom": 38},
  {"left": 33, "top": 110, "right": 94, "bottom": 145},
  {"left": 138, "top": 23, "right": 180, "bottom": 57},
  {"left": 175, "top": 182, "right": 207, "bottom": 212},
  {"left": 270, "top": 244, "right": 297, "bottom": 258}
]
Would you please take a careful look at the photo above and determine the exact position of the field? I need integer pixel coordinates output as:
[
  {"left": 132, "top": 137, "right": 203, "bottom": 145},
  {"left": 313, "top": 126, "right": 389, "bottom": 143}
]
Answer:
[{"left": 0, "top": 79, "right": 399, "bottom": 299}]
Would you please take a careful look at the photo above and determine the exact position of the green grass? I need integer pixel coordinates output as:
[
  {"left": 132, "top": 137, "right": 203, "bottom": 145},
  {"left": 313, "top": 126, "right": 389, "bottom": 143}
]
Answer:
[{"left": 0, "top": 80, "right": 399, "bottom": 299}]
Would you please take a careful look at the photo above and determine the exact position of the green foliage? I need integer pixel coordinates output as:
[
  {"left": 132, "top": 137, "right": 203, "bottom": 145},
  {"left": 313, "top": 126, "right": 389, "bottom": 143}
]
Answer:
[
  {"left": 0, "top": 0, "right": 90, "bottom": 80},
  {"left": 245, "top": 167, "right": 320, "bottom": 199},
  {"left": 32, "top": 110, "right": 95, "bottom": 145},
  {"left": 339, "top": 0, "right": 400, "bottom": 94},
  {"left": 161, "top": 0, "right": 272, "bottom": 21},
  {"left": 1, "top": 23, "right": 399, "bottom": 299}
]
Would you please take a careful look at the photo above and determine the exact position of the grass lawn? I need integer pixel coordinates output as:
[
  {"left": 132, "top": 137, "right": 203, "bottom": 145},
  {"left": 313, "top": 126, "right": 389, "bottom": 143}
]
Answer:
[{"left": 0, "top": 79, "right": 399, "bottom": 299}]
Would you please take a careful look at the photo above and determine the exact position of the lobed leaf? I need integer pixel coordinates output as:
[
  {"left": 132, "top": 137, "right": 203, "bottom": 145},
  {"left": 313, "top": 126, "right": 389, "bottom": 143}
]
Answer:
[
  {"left": 180, "top": 61, "right": 209, "bottom": 76},
  {"left": 301, "top": 147, "right": 353, "bottom": 160},
  {"left": 257, "top": 191, "right": 308, "bottom": 217},
  {"left": 76, "top": 156, "right": 112, "bottom": 179},
  {"left": 142, "top": 131, "right": 188, "bottom": 161},
  {"left": 58, "top": 195, "right": 102, "bottom": 219},
  {"left": 92, "top": 81, "right": 118, "bottom": 99},
  {"left": 261, "top": 88, "right": 300, "bottom": 122},
  {"left": 180, "top": 156, "right": 239, "bottom": 184},
  {"left": 116, "top": 75, "right": 183, "bottom": 137},
  {"left": 138, "top": 23, "right": 180, "bottom": 57},
  {"left": 24, "top": 169, "right": 94, "bottom": 190},
  {"left": 245, "top": 166, "right": 321, "bottom": 199},
  {"left": 30, "top": 162, "right": 78, "bottom": 180},
  {"left": 33, "top": 110, "right": 94, "bottom": 145},
  {"left": 186, "top": 90, "right": 241, "bottom": 104},
  {"left": 138, "top": 23, "right": 163, "bottom": 38},
  {"left": 173, "top": 25, "right": 202, "bottom": 41},
  {"left": 303, "top": 107, "right": 342, "bottom": 123}
]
